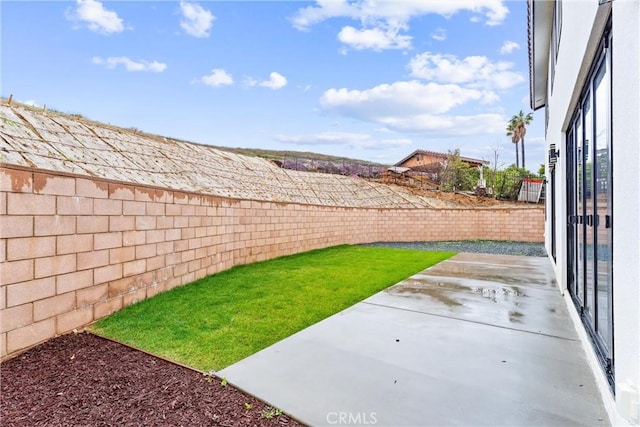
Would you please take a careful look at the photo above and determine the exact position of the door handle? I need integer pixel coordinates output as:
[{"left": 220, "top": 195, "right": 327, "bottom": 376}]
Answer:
[
  {"left": 605, "top": 215, "right": 612, "bottom": 228},
  {"left": 586, "top": 214, "right": 600, "bottom": 227}
]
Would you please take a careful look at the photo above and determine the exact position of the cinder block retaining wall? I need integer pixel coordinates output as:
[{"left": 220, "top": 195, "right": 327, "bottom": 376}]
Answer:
[{"left": 0, "top": 166, "right": 544, "bottom": 359}]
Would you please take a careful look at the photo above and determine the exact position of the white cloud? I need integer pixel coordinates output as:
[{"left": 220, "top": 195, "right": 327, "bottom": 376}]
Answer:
[
  {"left": 431, "top": 27, "right": 446, "bottom": 41},
  {"left": 292, "top": 0, "right": 509, "bottom": 31},
  {"left": 180, "top": 1, "right": 215, "bottom": 38},
  {"left": 199, "top": 68, "right": 234, "bottom": 87},
  {"left": 318, "top": 76, "right": 508, "bottom": 137},
  {"left": 500, "top": 40, "right": 520, "bottom": 55},
  {"left": 92, "top": 56, "right": 167, "bottom": 72},
  {"left": 316, "top": 45, "right": 522, "bottom": 139},
  {"left": 320, "top": 80, "right": 486, "bottom": 118},
  {"left": 408, "top": 51, "right": 524, "bottom": 89},
  {"left": 260, "top": 72, "right": 288, "bottom": 90},
  {"left": 292, "top": 1, "right": 508, "bottom": 52},
  {"left": 291, "top": 0, "right": 359, "bottom": 31},
  {"left": 66, "top": 0, "right": 124, "bottom": 35},
  {"left": 375, "top": 138, "right": 412, "bottom": 148},
  {"left": 377, "top": 113, "right": 506, "bottom": 135},
  {"left": 244, "top": 76, "right": 259, "bottom": 87},
  {"left": 338, "top": 25, "right": 412, "bottom": 51},
  {"left": 275, "top": 132, "right": 411, "bottom": 149},
  {"left": 244, "top": 72, "right": 288, "bottom": 89},
  {"left": 480, "top": 90, "right": 501, "bottom": 104}
]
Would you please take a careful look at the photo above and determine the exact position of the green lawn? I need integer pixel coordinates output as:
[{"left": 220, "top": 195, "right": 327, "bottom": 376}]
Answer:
[{"left": 92, "top": 245, "right": 454, "bottom": 371}]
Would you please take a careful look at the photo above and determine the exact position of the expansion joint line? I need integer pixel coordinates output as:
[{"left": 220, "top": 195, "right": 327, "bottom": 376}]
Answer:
[{"left": 361, "top": 301, "right": 579, "bottom": 342}]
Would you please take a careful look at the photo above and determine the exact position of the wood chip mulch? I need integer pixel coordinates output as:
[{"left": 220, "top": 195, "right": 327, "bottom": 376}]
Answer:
[{"left": 0, "top": 332, "right": 304, "bottom": 427}]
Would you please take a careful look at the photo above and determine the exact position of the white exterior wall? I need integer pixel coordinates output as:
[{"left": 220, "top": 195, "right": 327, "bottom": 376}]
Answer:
[
  {"left": 543, "top": 0, "right": 640, "bottom": 424},
  {"left": 611, "top": 1, "right": 640, "bottom": 423},
  {"left": 544, "top": 1, "right": 599, "bottom": 293},
  {"left": 545, "top": 1, "right": 602, "bottom": 292}
]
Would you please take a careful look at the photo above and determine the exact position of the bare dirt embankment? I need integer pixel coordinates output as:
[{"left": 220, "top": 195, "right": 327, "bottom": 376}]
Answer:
[{"left": 386, "top": 184, "right": 538, "bottom": 209}]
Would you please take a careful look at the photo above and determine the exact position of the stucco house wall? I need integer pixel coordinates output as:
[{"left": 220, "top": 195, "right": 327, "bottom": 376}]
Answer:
[
  {"left": 531, "top": 0, "right": 640, "bottom": 423},
  {"left": 398, "top": 152, "right": 446, "bottom": 169},
  {"left": 395, "top": 150, "right": 487, "bottom": 170}
]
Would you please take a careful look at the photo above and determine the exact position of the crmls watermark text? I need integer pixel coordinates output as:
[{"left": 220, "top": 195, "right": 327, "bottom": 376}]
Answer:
[{"left": 326, "top": 412, "right": 378, "bottom": 425}]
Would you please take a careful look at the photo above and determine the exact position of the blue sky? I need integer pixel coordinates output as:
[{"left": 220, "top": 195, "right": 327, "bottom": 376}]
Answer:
[{"left": 2, "top": 0, "right": 544, "bottom": 169}]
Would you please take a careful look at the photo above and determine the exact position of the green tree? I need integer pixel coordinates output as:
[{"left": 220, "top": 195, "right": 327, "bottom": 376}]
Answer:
[
  {"left": 489, "top": 164, "right": 532, "bottom": 200},
  {"left": 440, "top": 149, "right": 477, "bottom": 192},
  {"left": 506, "top": 110, "right": 533, "bottom": 170}
]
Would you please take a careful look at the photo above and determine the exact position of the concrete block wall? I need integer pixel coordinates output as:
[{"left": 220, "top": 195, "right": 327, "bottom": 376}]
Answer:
[{"left": 0, "top": 165, "right": 544, "bottom": 359}]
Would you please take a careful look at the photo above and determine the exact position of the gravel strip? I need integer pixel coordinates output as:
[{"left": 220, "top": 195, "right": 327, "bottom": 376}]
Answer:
[{"left": 364, "top": 240, "right": 548, "bottom": 257}]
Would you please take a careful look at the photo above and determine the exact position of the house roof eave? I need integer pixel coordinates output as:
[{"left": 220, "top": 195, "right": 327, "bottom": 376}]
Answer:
[
  {"left": 528, "top": 0, "right": 554, "bottom": 111},
  {"left": 394, "top": 149, "right": 489, "bottom": 167},
  {"left": 394, "top": 149, "right": 425, "bottom": 166}
]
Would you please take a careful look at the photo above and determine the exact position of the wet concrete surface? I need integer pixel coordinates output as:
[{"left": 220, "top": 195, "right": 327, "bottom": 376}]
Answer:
[
  {"left": 368, "top": 254, "right": 576, "bottom": 340},
  {"left": 220, "top": 253, "right": 609, "bottom": 426}
]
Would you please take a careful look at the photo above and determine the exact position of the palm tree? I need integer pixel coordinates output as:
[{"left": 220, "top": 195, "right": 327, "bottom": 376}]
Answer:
[
  {"left": 506, "top": 122, "right": 519, "bottom": 168},
  {"left": 506, "top": 110, "right": 533, "bottom": 170}
]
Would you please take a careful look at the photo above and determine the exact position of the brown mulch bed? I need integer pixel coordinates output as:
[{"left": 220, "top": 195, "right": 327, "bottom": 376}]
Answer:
[{"left": 1, "top": 332, "right": 304, "bottom": 427}]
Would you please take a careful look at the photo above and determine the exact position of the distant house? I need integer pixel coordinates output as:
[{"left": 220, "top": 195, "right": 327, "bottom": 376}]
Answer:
[{"left": 395, "top": 149, "right": 488, "bottom": 171}]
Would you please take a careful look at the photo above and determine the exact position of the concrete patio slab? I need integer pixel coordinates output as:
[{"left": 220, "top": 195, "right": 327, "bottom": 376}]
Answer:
[{"left": 219, "top": 253, "right": 609, "bottom": 426}]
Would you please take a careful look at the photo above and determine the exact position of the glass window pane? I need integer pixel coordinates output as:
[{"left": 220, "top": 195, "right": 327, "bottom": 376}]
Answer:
[
  {"left": 576, "top": 115, "right": 584, "bottom": 305},
  {"left": 593, "top": 59, "right": 612, "bottom": 351},
  {"left": 583, "top": 95, "right": 594, "bottom": 323}
]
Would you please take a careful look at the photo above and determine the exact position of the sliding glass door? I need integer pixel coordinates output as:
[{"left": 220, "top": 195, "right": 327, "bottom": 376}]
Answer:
[{"left": 566, "top": 30, "right": 613, "bottom": 385}]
